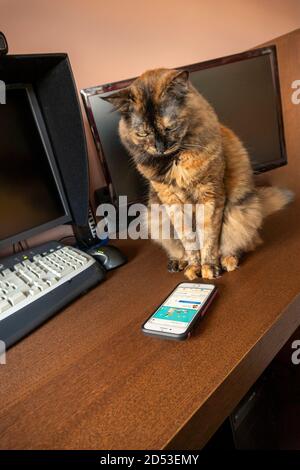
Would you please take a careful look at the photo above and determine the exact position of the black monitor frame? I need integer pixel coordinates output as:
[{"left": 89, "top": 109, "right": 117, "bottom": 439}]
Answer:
[
  {"left": 81, "top": 45, "right": 287, "bottom": 203},
  {"left": 0, "top": 83, "right": 72, "bottom": 249}
]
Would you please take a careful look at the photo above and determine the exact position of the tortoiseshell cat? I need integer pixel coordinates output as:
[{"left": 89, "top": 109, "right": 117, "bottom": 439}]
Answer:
[{"left": 104, "top": 68, "right": 293, "bottom": 279}]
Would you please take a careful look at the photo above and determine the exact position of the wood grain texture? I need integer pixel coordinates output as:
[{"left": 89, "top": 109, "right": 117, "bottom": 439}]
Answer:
[{"left": 0, "top": 29, "right": 300, "bottom": 450}]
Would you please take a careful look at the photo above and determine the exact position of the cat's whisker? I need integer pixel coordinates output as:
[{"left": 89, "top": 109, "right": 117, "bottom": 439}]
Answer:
[
  {"left": 164, "top": 145, "right": 179, "bottom": 154},
  {"left": 180, "top": 143, "right": 205, "bottom": 149}
]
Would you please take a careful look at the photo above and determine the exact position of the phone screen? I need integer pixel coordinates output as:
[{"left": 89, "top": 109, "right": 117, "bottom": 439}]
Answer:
[{"left": 143, "top": 283, "right": 215, "bottom": 335}]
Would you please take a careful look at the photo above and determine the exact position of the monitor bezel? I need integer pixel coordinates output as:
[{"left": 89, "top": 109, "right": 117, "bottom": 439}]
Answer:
[
  {"left": 0, "top": 83, "right": 72, "bottom": 249},
  {"left": 81, "top": 45, "right": 287, "bottom": 203}
]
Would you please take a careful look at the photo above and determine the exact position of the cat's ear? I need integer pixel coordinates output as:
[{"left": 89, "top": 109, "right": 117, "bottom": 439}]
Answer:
[
  {"left": 170, "top": 70, "right": 189, "bottom": 87},
  {"left": 101, "top": 88, "right": 132, "bottom": 113},
  {"left": 165, "top": 70, "right": 189, "bottom": 97}
]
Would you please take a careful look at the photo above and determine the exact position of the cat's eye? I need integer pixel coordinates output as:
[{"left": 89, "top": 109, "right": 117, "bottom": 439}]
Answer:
[
  {"left": 136, "top": 130, "right": 148, "bottom": 137},
  {"left": 165, "top": 125, "right": 179, "bottom": 132}
]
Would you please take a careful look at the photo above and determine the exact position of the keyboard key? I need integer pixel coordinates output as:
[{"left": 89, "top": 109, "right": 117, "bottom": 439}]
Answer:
[
  {"left": 33, "top": 281, "right": 48, "bottom": 291},
  {"left": 14, "top": 264, "right": 23, "bottom": 271},
  {"left": 0, "top": 299, "right": 10, "bottom": 313},
  {"left": 2, "top": 269, "right": 12, "bottom": 277},
  {"left": 8, "top": 292, "right": 26, "bottom": 306},
  {"left": 45, "top": 278, "right": 58, "bottom": 287},
  {"left": 28, "top": 286, "right": 41, "bottom": 296}
]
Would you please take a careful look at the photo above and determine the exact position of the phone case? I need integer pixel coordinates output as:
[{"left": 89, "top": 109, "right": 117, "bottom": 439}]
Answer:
[{"left": 141, "top": 282, "right": 218, "bottom": 341}]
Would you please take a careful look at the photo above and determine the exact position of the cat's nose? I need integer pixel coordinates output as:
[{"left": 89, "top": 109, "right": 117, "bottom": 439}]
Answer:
[{"left": 155, "top": 139, "right": 165, "bottom": 154}]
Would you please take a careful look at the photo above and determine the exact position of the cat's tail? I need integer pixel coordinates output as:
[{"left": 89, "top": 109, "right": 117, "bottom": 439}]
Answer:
[{"left": 257, "top": 186, "right": 294, "bottom": 218}]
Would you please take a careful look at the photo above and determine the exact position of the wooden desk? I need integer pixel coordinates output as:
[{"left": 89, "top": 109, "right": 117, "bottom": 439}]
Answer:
[{"left": 0, "top": 29, "right": 300, "bottom": 450}]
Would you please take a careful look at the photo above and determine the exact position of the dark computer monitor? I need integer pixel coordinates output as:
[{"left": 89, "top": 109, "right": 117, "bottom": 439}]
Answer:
[
  {"left": 82, "top": 45, "right": 286, "bottom": 205},
  {"left": 0, "top": 84, "right": 72, "bottom": 248}
]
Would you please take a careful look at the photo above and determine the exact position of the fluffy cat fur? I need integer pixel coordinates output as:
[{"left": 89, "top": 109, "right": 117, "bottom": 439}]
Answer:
[{"left": 103, "top": 68, "right": 293, "bottom": 279}]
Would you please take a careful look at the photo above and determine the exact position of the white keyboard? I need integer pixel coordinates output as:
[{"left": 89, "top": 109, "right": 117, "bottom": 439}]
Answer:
[
  {"left": 0, "top": 241, "right": 105, "bottom": 348},
  {"left": 0, "top": 245, "right": 96, "bottom": 321}
]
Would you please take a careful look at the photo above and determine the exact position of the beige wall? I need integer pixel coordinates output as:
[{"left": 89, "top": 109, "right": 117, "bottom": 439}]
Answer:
[
  {"left": 1, "top": 0, "right": 300, "bottom": 253},
  {"left": 2, "top": 0, "right": 300, "bottom": 193}
]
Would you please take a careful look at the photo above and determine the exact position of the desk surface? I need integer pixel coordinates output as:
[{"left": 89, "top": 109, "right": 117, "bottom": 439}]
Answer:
[{"left": 0, "top": 29, "right": 300, "bottom": 450}]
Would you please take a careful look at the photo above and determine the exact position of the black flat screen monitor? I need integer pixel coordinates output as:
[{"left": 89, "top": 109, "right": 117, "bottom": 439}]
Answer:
[
  {"left": 0, "top": 84, "right": 71, "bottom": 248},
  {"left": 82, "top": 46, "right": 286, "bottom": 205}
]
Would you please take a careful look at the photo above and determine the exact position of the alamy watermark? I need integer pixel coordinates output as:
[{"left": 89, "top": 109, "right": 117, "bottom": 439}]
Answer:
[
  {"left": 0, "top": 80, "right": 5, "bottom": 104},
  {"left": 0, "top": 340, "right": 6, "bottom": 364},
  {"left": 291, "top": 340, "right": 300, "bottom": 365},
  {"left": 95, "top": 196, "right": 204, "bottom": 250},
  {"left": 291, "top": 80, "right": 300, "bottom": 105}
]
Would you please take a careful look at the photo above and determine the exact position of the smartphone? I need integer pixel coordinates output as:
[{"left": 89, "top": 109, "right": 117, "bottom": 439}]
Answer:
[{"left": 142, "top": 282, "right": 217, "bottom": 341}]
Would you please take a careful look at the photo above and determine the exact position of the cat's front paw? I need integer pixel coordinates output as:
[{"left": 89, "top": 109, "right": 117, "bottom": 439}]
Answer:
[
  {"left": 167, "top": 259, "right": 180, "bottom": 272},
  {"left": 221, "top": 255, "right": 239, "bottom": 272},
  {"left": 184, "top": 264, "right": 202, "bottom": 280},
  {"left": 167, "top": 259, "right": 188, "bottom": 273},
  {"left": 201, "top": 264, "right": 221, "bottom": 279}
]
